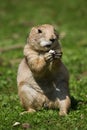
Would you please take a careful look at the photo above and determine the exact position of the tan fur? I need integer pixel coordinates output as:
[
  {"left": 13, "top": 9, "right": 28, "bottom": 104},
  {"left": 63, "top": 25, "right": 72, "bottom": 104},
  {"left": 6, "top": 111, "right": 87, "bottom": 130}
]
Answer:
[{"left": 17, "top": 24, "right": 71, "bottom": 116}]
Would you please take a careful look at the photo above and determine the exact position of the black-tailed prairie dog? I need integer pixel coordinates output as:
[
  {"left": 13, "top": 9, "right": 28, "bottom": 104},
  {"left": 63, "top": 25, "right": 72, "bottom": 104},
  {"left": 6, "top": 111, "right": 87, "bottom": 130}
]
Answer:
[{"left": 17, "top": 24, "right": 71, "bottom": 116}]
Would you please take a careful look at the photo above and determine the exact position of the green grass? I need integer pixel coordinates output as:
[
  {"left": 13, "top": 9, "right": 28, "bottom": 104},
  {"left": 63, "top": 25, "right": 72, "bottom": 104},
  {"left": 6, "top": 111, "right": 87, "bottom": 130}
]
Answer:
[{"left": 0, "top": 0, "right": 87, "bottom": 129}]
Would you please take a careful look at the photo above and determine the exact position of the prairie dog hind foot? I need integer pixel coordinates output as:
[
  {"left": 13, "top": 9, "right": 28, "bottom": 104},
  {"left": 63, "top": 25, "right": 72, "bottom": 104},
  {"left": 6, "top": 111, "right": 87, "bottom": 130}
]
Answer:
[{"left": 20, "top": 108, "right": 36, "bottom": 115}]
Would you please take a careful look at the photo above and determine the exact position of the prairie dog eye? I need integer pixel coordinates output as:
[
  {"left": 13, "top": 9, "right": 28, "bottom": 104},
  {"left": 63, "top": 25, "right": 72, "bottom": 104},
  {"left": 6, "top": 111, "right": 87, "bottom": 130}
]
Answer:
[{"left": 38, "top": 29, "right": 42, "bottom": 33}]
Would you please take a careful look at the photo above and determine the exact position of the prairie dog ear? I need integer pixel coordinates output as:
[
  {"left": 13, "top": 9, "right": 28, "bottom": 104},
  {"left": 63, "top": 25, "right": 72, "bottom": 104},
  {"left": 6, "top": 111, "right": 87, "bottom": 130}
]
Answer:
[
  {"left": 30, "top": 27, "right": 37, "bottom": 34},
  {"left": 28, "top": 27, "right": 38, "bottom": 42},
  {"left": 26, "top": 27, "right": 37, "bottom": 44}
]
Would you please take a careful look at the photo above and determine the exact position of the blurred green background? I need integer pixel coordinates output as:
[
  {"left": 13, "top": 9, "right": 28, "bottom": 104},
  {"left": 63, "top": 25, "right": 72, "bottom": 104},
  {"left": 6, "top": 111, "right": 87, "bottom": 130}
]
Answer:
[
  {"left": 0, "top": 0, "right": 87, "bottom": 47},
  {"left": 0, "top": 0, "right": 87, "bottom": 130}
]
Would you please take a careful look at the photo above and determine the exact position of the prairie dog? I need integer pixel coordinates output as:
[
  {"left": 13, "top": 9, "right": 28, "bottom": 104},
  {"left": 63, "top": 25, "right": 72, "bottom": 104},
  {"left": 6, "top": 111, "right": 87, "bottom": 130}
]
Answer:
[{"left": 17, "top": 24, "right": 71, "bottom": 116}]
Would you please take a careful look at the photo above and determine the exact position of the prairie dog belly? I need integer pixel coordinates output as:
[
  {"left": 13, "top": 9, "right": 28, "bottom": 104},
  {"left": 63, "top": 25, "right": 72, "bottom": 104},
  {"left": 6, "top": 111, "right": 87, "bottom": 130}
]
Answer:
[
  {"left": 19, "top": 82, "right": 59, "bottom": 110},
  {"left": 18, "top": 64, "right": 59, "bottom": 110}
]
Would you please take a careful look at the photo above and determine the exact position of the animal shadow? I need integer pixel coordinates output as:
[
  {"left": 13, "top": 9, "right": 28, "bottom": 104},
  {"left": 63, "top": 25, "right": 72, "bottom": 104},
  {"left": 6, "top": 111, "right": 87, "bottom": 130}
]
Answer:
[{"left": 71, "top": 96, "right": 87, "bottom": 110}]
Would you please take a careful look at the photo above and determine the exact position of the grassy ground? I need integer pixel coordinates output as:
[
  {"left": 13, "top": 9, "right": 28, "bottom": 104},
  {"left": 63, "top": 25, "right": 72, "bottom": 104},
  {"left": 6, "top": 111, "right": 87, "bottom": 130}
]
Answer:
[{"left": 0, "top": 0, "right": 87, "bottom": 129}]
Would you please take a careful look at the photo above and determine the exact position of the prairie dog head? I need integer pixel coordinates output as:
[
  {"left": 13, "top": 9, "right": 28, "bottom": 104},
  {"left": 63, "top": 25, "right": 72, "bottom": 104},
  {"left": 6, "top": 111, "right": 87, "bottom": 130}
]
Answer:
[{"left": 27, "top": 24, "right": 61, "bottom": 52}]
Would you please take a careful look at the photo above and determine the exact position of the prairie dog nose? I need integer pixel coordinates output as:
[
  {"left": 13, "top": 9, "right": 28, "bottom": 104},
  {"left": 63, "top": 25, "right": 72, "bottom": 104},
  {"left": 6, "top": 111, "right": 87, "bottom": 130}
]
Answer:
[{"left": 50, "top": 38, "right": 56, "bottom": 42}]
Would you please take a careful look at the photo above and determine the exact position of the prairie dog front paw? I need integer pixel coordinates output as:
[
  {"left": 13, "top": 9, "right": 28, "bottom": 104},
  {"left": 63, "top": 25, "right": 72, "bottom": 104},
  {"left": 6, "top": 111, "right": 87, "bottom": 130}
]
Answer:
[
  {"left": 44, "top": 51, "right": 55, "bottom": 62},
  {"left": 49, "top": 49, "right": 62, "bottom": 59}
]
